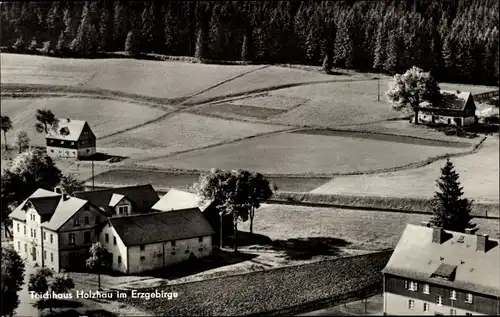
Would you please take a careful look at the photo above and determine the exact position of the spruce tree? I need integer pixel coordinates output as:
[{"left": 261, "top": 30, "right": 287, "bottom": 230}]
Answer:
[
  {"left": 430, "top": 158, "right": 474, "bottom": 233},
  {"left": 373, "top": 21, "right": 386, "bottom": 70},
  {"left": 241, "top": 31, "right": 252, "bottom": 62},
  {"left": 55, "top": 31, "right": 66, "bottom": 55},
  {"left": 71, "top": 2, "right": 98, "bottom": 55},
  {"left": 113, "top": 1, "right": 126, "bottom": 51},
  {"left": 124, "top": 30, "right": 140, "bottom": 56},
  {"left": 194, "top": 28, "right": 206, "bottom": 60},
  {"left": 140, "top": 4, "right": 154, "bottom": 53},
  {"left": 98, "top": 6, "right": 110, "bottom": 51}
]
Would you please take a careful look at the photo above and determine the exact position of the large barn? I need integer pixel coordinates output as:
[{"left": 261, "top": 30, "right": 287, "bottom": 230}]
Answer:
[
  {"left": 46, "top": 118, "right": 96, "bottom": 159},
  {"left": 417, "top": 90, "right": 477, "bottom": 126}
]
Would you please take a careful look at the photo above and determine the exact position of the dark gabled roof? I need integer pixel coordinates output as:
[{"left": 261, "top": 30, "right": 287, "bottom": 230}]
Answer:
[
  {"left": 382, "top": 224, "right": 500, "bottom": 297},
  {"left": 420, "top": 90, "right": 473, "bottom": 111},
  {"left": 73, "top": 185, "right": 159, "bottom": 214},
  {"left": 109, "top": 208, "right": 215, "bottom": 246}
]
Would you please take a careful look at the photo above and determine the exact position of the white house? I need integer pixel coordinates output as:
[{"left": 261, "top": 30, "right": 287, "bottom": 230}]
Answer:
[
  {"left": 46, "top": 118, "right": 96, "bottom": 159},
  {"left": 99, "top": 208, "right": 215, "bottom": 274},
  {"left": 417, "top": 90, "right": 477, "bottom": 126}
]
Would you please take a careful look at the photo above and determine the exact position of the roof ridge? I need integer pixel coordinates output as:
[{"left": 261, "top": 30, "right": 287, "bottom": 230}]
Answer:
[{"left": 74, "top": 184, "right": 154, "bottom": 194}]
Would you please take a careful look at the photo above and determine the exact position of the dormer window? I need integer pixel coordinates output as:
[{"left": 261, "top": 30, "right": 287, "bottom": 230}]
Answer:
[
  {"left": 60, "top": 140, "right": 65, "bottom": 145},
  {"left": 59, "top": 127, "right": 70, "bottom": 136}
]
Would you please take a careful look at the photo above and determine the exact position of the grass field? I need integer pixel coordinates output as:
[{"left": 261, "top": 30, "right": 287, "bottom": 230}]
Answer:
[
  {"left": 0, "top": 53, "right": 263, "bottom": 100},
  {"left": 99, "top": 112, "right": 288, "bottom": 160},
  {"left": 141, "top": 130, "right": 474, "bottom": 175},
  {"left": 238, "top": 204, "right": 500, "bottom": 250},
  {"left": 87, "top": 169, "right": 330, "bottom": 193},
  {"left": 312, "top": 136, "right": 499, "bottom": 203},
  {"left": 0, "top": 97, "right": 167, "bottom": 148}
]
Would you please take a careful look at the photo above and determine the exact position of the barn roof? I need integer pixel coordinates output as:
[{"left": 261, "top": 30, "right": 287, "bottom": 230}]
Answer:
[
  {"left": 382, "top": 224, "right": 500, "bottom": 297},
  {"left": 108, "top": 208, "right": 215, "bottom": 246},
  {"left": 152, "top": 188, "right": 212, "bottom": 212},
  {"left": 420, "top": 90, "right": 473, "bottom": 111},
  {"left": 73, "top": 185, "right": 159, "bottom": 215},
  {"left": 46, "top": 118, "right": 89, "bottom": 141}
]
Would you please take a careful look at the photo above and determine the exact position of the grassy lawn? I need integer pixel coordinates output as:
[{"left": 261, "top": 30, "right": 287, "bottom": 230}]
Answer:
[
  {"left": 182, "top": 65, "right": 361, "bottom": 105},
  {"left": 1, "top": 53, "right": 262, "bottom": 99},
  {"left": 229, "top": 94, "right": 308, "bottom": 110},
  {"left": 118, "top": 251, "right": 391, "bottom": 316},
  {"left": 99, "top": 112, "right": 287, "bottom": 160},
  {"left": 193, "top": 103, "right": 286, "bottom": 119},
  {"left": 238, "top": 204, "right": 500, "bottom": 250},
  {"left": 141, "top": 130, "right": 473, "bottom": 176},
  {"left": 0, "top": 97, "right": 168, "bottom": 148},
  {"left": 88, "top": 169, "right": 330, "bottom": 193},
  {"left": 312, "top": 136, "right": 499, "bottom": 203}
]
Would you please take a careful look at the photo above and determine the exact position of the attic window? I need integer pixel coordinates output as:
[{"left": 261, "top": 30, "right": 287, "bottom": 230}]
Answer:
[
  {"left": 431, "top": 263, "right": 457, "bottom": 281},
  {"left": 59, "top": 127, "right": 70, "bottom": 136},
  {"left": 71, "top": 142, "right": 75, "bottom": 146}
]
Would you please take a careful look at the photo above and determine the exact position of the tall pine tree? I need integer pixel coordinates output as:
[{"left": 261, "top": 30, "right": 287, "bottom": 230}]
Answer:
[{"left": 430, "top": 159, "right": 474, "bottom": 233}]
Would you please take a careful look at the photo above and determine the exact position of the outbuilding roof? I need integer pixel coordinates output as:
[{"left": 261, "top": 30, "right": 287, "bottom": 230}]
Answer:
[
  {"left": 46, "top": 118, "right": 89, "bottom": 141},
  {"left": 152, "top": 188, "right": 212, "bottom": 212},
  {"left": 108, "top": 208, "right": 215, "bottom": 246},
  {"left": 382, "top": 224, "right": 499, "bottom": 297},
  {"left": 420, "top": 90, "right": 473, "bottom": 111}
]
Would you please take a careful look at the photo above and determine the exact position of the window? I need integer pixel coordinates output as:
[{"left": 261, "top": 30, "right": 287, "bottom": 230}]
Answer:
[
  {"left": 105, "top": 234, "right": 109, "bottom": 243},
  {"left": 17, "top": 223, "right": 19, "bottom": 232},
  {"left": 71, "top": 142, "right": 75, "bottom": 146},
  {"left": 17, "top": 241, "right": 20, "bottom": 251},
  {"left": 140, "top": 256, "right": 145, "bottom": 261},
  {"left": 171, "top": 240, "right": 176, "bottom": 247},
  {"left": 408, "top": 300, "right": 415, "bottom": 310},
  {"left": 113, "top": 236, "right": 116, "bottom": 245},
  {"left": 73, "top": 219, "right": 80, "bottom": 227},
  {"left": 465, "top": 313, "right": 472, "bottom": 316},
  {"left": 198, "top": 237, "right": 203, "bottom": 242},
  {"left": 84, "top": 217, "right": 89, "bottom": 225},
  {"left": 424, "top": 303, "right": 430, "bottom": 312},
  {"left": 118, "top": 256, "right": 121, "bottom": 264},
  {"left": 24, "top": 225, "right": 26, "bottom": 235},
  {"left": 404, "top": 280, "right": 408, "bottom": 289},
  {"left": 60, "top": 141, "right": 65, "bottom": 145},
  {"left": 450, "top": 290, "right": 457, "bottom": 300},
  {"left": 24, "top": 244, "right": 27, "bottom": 253},
  {"left": 171, "top": 251, "right": 176, "bottom": 255},
  {"left": 465, "top": 293, "right": 473, "bottom": 303},
  {"left": 184, "top": 250, "right": 190, "bottom": 254},
  {"left": 30, "top": 229, "right": 33, "bottom": 238},
  {"left": 50, "top": 234, "right": 53, "bottom": 244},
  {"left": 95, "top": 216, "right": 101, "bottom": 224},
  {"left": 50, "top": 149, "right": 54, "bottom": 153},
  {"left": 198, "top": 247, "right": 203, "bottom": 251},
  {"left": 43, "top": 231, "right": 46, "bottom": 240},
  {"left": 44, "top": 251, "right": 47, "bottom": 260},
  {"left": 51, "top": 253, "right": 54, "bottom": 262},
  {"left": 140, "top": 245, "right": 145, "bottom": 251},
  {"left": 450, "top": 309, "right": 456, "bottom": 316},
  {"left": 33, "top": 229, "right": 36, "bottom": 239},
  {"left": 409, "top": 281, "right": 418, "bottom": 291},
  {"left": 436, "top": 295, "right": 443, "bottom": 306},
  {"left": 423, "top": 284, "right": 430, "bottom": 294},
  {"left": 84, "top": 231, "right": 91, "bottom": 244},
  {"left": 69, "top": 233, "right": 75, "bottom": 245},
  {"left": 86, "top": 149, "right": 90, "bottom": 153},
  {"left": 118, "top": 206, "right": 128, "bottom": 215}
]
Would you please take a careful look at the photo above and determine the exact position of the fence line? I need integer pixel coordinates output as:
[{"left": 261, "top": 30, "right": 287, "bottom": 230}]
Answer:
[{"left": 473, "top": 90, "right": 499, "bottom": 101}]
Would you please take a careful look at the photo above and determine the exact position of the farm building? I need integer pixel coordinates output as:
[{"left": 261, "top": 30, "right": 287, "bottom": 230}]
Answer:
[
  {"left": 73, "top": 185, "right": 160, "bottom": 216},
  {"left": 417, "top": 90, "right": 477, "bottom": 126},
  {"left": 382, "top": 223, "right": 499, "bottom": 316},
  {"left": 8, "top": 188, "right": 109, "bottom": 272},
  {"left": 46, "top": 118, "right": 96, "bottom": 159},
  {"left": 99, "top": 208, "right": 215, "bottom": 274},
  {"left": 152, "top": 188, "right": 234, "bottom": 246}
]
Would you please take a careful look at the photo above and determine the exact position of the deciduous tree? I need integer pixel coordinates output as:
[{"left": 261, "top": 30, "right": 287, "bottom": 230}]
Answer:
[
  {"left": 16, "top": 131, "right": 30, "bottom": 153},
  {"left": 59, "top": 173, "right": 85, "bottom": 195},
  {"left": 386, "top": 66, "right": 441, "bottom": 125},
  {"left": 430, "top": 159, "right": 474, "bottom": 233},
  {"left": 35, "top": 109, "right": 57, "bottom": 134},
  {"left": 1, "top": 116, "right": 13, "bottom": 151},
  {"left": 86, "top": 242, "right": 112, "bottom": 290},
  {"left": 1, "top": 246, "right": 25, "bottom": 317}
]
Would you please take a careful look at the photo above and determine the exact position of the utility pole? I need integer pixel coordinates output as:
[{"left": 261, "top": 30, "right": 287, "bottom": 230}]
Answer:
[
  {"left": 91, "top": 159, "right": 95, "bottom": 190},
  {"left": 377, "top": 76, "right": 380, "bottom": 102}
]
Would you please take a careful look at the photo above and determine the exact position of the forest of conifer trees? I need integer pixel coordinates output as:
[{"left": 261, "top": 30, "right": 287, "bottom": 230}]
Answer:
[{"left": 1, "top": 0, "right": 498, "bottom": 86}]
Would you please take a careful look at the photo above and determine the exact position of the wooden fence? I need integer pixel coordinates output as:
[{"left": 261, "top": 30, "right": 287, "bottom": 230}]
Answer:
[{"left": 473, "top": 90, "right": 499, "bottom": 102}]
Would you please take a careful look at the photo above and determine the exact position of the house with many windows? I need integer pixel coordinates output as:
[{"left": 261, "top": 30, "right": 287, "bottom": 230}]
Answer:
[
  {"left": 46, "top": 118, "right": 96, "bottom": 159},
  {"left": 99, "top": 208, "right": 215, "bottom": 274},
  {"left": 382, "top": 223, "right": 499, "bottom": 315},
  {"left": 9, "top": 188, "right": 108, "bottom": 272}
]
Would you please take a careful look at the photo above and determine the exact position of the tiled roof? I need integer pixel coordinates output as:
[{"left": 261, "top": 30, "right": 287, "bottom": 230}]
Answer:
[
  {"left": 109, "top": 208, "right": 215, "bottom": 246},
  {"left": 152, "top": 188, "right": 212, "bottom": 212},
  {"left": 420, "top": 90, "right": 472, "bottom": 111},
  {"left": 46, "top": 118, "right": 88, "bottom": 141},
  {"left": 8, "top": 188, "right": 91, "bottom": 231},
  {"left": 73, "top": 185, "right": 159, "bottom": 214},
  {"left": 382, "top": 224, "right": 500, "bottom": 297}
]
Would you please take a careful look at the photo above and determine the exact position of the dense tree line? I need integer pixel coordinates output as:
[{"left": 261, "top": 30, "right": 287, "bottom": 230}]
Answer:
[{"left": 0, "top": 0, "right": 498, "bottom": 85}]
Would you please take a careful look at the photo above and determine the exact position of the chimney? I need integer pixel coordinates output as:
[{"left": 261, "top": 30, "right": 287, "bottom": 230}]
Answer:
[
  {"left": 54, "top": 186, "right": 64, "bottom": 194},
  {"left": 476, "top": 234, "right": 489, "bottom": 252},
  {"left": 465, "top": 227, "right": 478, "bottom": 235},
  {"left": 432, "top": 227, "right": 444, "bottom": 244},
  {"left": 62, "top": 194, "right": 70, "bottom": 201},
  {"left": 421, "top": 221, "right": 431, "bottom": 228}
]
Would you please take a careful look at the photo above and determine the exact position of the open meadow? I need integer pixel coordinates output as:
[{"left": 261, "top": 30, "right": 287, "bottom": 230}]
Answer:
[
  {"left": 0, "top": 97, "right": 168, "bottom": 148},
  {"left": 312, "top": 136, "right": 499, "bottom": 203},
  {"left": 238, "top": 204, "right": 500, "bottom": 251},
  {"left": 140, "top": 129, "right": 474, "bottom": 175}
]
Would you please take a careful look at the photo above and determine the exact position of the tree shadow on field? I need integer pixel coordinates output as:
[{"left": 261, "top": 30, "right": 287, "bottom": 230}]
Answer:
[{"left": 78, "top": 152, "right": 127, "bottom": 163}]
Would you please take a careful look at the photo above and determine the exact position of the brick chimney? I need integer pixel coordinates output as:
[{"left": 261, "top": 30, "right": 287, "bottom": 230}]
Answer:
[
  {"left": 476, "top": 234, "right": 489, "bottom": 252},
  {"left": 432, "top": 227, "right": 444, "bottom": 244}
]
